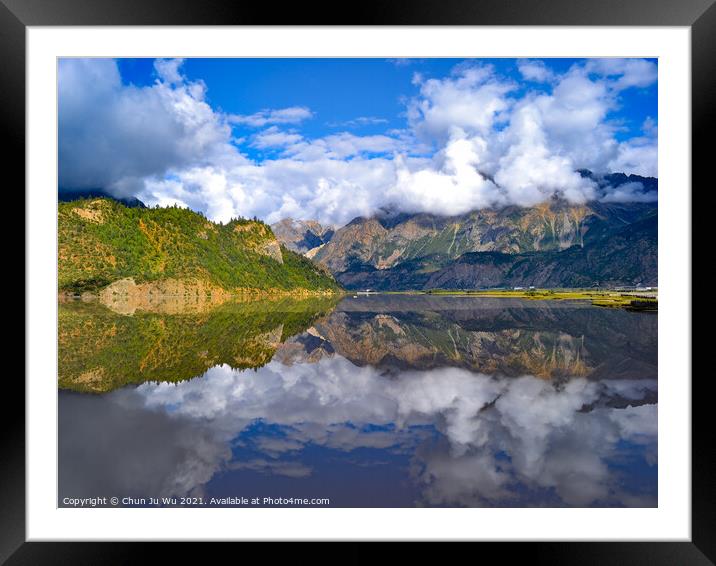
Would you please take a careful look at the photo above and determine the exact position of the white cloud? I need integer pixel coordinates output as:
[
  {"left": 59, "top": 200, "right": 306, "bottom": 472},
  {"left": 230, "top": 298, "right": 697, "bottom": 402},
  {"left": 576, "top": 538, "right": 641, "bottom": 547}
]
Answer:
[
  {"left": 408, "top": 64, "right": 514, "bottom": 142},
  {"left": 285, "top": 132, "right": 403, "bottom": 160},
  {"left": 228, "top": 106, "right": 313, "bottom": 127},
  {"left": 642, "top": 116, "right": 657, "bottom": 137},
  {"left": 59, "top": 58, "right": 658, "bottom": 225},
  {"left": 250, "top": 126, "right": 304, "bottom": 149},
  {"left": 390, "top": 139, "right": 504, "bottom": 214},
  {"left": 607, "top": 117, "right": 658, "bottom": 177},
  {"left": 517, "top": 59, "right": 554, "bottom": 83},
  {"left": 609, "top": 145, "right": 657, "bottom": 178},
  {"left": 153, "top": 58, "right": 185, "bottom": 85},
  {"left": 328, "top": 116, "right": 389, "bottom": 128},
  {"left": 387, "top": 58, "right": 416, "bottom": 67},
  {"left": 600, "top": 181, "right": 657, "bottom": 203},
  {"left": 585, "top": 58, "right": 658, "bottom": 91},
  {"left": 493, "top": 101, "right": 598, "bottom": 205},
  {"left": 141, "top": 155, "right": 400, "bottom": 225},
  {"left": 59, "top": 58, "right": 235, "bottom": 195}
]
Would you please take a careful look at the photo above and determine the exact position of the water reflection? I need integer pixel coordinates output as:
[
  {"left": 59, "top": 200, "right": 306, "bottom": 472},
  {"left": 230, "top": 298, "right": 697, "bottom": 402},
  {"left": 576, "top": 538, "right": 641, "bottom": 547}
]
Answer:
[
  {"left": 58, "top": 296, "right": 340, "bottom": 392},
  {"left": 59, "top": 295, "right": 657, "bottom": 507}
]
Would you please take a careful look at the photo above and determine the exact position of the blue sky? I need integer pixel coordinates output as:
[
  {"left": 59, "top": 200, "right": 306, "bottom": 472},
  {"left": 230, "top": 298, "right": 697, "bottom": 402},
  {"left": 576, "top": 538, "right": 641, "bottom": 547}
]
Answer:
[
  {"left": 60, "top": 57, "right": 658, "bottom": 225},
  {"left": 115, "top": 58, "right": 657, "bottom": 157}
]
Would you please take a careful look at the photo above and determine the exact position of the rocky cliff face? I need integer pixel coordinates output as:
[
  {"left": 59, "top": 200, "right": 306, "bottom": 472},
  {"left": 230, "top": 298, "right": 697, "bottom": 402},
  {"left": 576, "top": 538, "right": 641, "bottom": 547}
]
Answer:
[
  {"left": 296, "top": 199, "right": 656, "bottom": 290},
  {"left": 272, "top": 295, "right": 658, "bottom": 381},
  {"left": 266, "top": 171, "right": 657, "bottom": 291},
  {"left": 271, "top": 218, "right": 335, "bottom": 255},
  {"left": 312, "top": 200, "right": 655, "bottom": 274},
  {"left": 338, "top": 212, "right": 656, "bottom": 290}
]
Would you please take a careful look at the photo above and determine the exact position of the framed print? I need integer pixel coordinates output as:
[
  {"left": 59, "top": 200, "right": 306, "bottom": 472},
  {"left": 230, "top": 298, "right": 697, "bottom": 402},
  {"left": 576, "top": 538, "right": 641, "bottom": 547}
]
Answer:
[{"left": 4, "top": 0, "right": 709, "bottom": 561}]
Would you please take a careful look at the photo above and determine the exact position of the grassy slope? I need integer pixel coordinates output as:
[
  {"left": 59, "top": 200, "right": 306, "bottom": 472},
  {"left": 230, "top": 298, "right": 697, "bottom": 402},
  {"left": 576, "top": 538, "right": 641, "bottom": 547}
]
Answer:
[{"left": 58, "top": 198, "right": 341, "bottom": 293}]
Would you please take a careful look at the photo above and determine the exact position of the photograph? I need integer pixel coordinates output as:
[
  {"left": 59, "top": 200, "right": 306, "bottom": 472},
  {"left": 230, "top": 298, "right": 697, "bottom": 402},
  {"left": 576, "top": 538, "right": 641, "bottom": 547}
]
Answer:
[
  {"left": 1, "top": 0, "right": 708, "bottom": 555},
  {"left": 57, "top": 56, "right": 659, "bottom": 509}
]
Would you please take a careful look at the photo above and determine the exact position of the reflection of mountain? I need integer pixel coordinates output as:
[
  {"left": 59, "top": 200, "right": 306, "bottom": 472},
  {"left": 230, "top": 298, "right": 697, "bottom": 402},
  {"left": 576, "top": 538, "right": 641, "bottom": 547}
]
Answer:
[
  {"left": 58, "top": 296, "right": 340, "bottom": 393},
  {"left": 277, "top": 296, "right": 657, "bottom": 381},
  {"left": 59, "top": 295, "right": 657, "bottom": 507},
  {"left": 60, "top": 295, "right": 657, "bottom": 393}
]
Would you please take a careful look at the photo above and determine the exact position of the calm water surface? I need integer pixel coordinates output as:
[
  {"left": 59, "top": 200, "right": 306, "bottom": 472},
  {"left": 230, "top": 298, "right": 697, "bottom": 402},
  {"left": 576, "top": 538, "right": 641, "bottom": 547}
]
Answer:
[{"left": 58, "top": 295, "right": 657, "bottom": 507}]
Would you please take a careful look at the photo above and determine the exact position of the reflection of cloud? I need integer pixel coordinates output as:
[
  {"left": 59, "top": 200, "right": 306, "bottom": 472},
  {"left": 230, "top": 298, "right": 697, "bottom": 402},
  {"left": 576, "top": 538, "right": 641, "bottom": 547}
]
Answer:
[
  {"left": 417, "top": 449, "right": 515, "bottom": 507},
  {"left": 58, "top": 297, "right": 657, "bottom": 507},
  {"left": 228, "top": 459, "right": 312, "bottom": 478},
  {"left": 608, "top": 403, "right": 657, "bottom": 440},
  {"left": 122, "top": 355, "right": 656, "bottom": 506},
  {"left": 252, "top": 436, "right": 305, "bottom": 456},
  {"left": 59, "top": 391, "right": 231, "bottom": 501}
]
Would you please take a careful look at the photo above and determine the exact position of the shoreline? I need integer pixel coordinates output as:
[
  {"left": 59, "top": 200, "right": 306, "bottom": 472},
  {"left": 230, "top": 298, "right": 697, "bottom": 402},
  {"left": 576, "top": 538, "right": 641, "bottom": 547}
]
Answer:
[
  {"left": 59, "top": 281, "right": 657, "bottom": 312},
  {"left": 59, "top": 277, "right": 346, "bottom": 315},
  {"left": 356, "top": 288, "right": 658, "bottom": 311},
  {"left": 59, "top": 276, "right": 345, "bottom": 300}
]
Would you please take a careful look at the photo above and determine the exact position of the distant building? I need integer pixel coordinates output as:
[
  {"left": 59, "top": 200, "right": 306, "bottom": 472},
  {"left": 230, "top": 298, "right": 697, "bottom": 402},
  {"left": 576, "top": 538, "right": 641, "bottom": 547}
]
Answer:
[{"left": 513, "top": 286, "right": 524, "bottom": 290}]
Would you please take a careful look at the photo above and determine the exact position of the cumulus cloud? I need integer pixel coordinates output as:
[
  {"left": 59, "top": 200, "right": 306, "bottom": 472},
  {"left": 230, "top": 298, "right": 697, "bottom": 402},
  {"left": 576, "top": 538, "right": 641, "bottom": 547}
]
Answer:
[
  {"left": 250, "top": 126, "right": 304, "bottom": 149},
  {"left": 492, "top": 101, "right": 599, "bottom": 205},
  {"left": 141, "top": 155, "right": 400, "bottom": 225},
  {"left": 328, "top": 116, "right": 389, "bottom": 128},
  {"left": 607, "top": 117, "right": 658, "bottom": 178},
  {"left": 58, "top": 58, "right": 658, "bottom": 225},
  {"left": 517, "top": 59, "right": 555, "bottom": 83},
  {"left": 390, "top": 140, "right": 503, "bottom": 214},
  {"left": 408, "top": 63, "right": 514, "bottom": 142},
  {"left": 58, "top": 58, "right": 235, "bottom": 195},
  {"left": 154, "top": 58, "right": 185, "bottom": 84},
  {"left": 387, "top": 58, "right": 417, "bottom": 67},
  {"left": 228, "top": 106, "right": 313, "bottom": 127},
  {"left": 284, "top": 132, "right": 404, "bottom": 160},
  {"left": 585, "top": 58, "right": 658, "bottom": 91}
]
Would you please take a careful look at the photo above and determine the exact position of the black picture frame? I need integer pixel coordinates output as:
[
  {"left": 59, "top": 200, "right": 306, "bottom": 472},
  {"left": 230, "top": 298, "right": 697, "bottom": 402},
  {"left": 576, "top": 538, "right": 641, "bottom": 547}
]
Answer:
[{"left": 3, "top": 0, "right": 707, "bottom": 561}]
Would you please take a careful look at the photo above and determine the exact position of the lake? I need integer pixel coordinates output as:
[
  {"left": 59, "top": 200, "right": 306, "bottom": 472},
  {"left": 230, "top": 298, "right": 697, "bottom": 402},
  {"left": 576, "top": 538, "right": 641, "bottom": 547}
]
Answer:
[{"left": 58, "top": 294, "right": 657, "bottom": 508}]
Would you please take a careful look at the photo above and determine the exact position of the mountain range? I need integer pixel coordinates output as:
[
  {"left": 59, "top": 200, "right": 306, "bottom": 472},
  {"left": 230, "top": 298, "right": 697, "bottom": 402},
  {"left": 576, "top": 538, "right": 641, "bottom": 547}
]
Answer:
[
  {"left": 58, "top": 171, "right": 657, "bottom": 294},
  {"left": 271, "top": 172, "right": 658, "bottom": 290},
  {"left": 59, "top": 292, "right": 657, "bottom": 393}
]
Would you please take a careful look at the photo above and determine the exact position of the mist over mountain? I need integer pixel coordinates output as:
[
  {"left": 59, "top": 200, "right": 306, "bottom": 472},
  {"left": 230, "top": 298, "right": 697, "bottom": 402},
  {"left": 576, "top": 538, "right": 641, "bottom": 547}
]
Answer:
[
  {"left": 271, "top": 171, "right": 657, "bottom": 290},
  {"left": 60, "top": 168, "right": 657, "bottom": 291},
  {"left": 59, "top": 187, "right": 147, "bottom": 209},
  {"left": 336, "top": 211, "right": 656, "bottom": 290}
]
